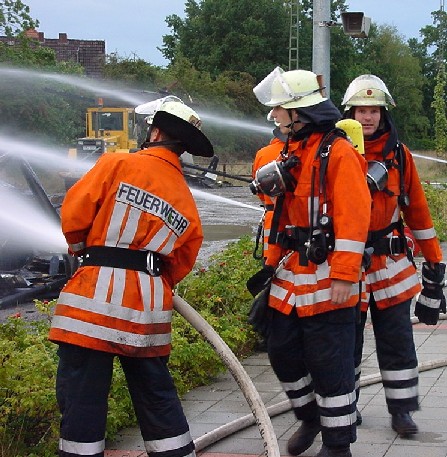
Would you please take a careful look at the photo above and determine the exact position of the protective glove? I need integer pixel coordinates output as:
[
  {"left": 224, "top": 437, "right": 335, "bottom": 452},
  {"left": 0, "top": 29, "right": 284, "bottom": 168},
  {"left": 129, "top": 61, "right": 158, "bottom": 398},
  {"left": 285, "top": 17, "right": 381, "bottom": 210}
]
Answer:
[
  {"left": 246, "top": 265, "right": 275, "bottom": 297},
  {"left": 414, "top": 262, "right": 446, "bottom": 325}
]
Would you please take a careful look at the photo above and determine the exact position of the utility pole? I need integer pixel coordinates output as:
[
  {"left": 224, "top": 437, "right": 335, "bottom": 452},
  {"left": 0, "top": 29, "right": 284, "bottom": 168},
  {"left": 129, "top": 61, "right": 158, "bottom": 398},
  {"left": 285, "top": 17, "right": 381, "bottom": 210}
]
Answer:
[{"left": 312, "top": 0, "right": 331, "bottom": 96}]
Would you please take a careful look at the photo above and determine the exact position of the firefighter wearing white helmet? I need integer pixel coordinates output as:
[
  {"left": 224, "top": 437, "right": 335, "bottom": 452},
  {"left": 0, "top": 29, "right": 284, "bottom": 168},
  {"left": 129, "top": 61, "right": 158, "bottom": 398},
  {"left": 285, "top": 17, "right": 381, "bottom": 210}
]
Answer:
[
  {"left": 342, "top": 75, "right": 445, "bottom": 438},
  {"left": 342, "top": 74, "right": 396, "bottom": 110},
  {"left": 249, "top": 68, "right": 371, "bottom": 457},
  {"left": 49, "top": 96, "right": 213, "bottom": 456},
  {"left": 136, "top": 95, "right": 213, "bottom": 157}
]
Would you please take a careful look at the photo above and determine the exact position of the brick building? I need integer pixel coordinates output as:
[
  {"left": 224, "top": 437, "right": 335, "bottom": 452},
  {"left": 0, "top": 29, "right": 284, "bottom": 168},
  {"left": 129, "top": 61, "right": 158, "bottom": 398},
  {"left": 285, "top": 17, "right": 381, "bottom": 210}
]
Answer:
[{"left": 0, "top": 29, "right": 105, "bottom": 78}]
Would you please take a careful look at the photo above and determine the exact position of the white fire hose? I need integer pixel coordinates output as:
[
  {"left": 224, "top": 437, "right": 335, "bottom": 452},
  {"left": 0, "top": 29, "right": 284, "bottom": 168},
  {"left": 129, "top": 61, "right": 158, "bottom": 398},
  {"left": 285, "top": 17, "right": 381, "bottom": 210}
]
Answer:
[
  {"left": 173, "top": 295, "right": 280, "bottom": 457},
  {"left": 173, "top": 294, "right": 447, "bottom": 454}
]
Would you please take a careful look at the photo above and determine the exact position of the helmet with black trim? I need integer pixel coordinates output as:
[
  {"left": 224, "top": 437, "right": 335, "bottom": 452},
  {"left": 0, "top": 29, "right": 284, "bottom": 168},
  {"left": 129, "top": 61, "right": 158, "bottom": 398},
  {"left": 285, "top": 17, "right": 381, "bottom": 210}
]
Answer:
[{"left": 135, "top": 96, "right": 214, "bottom": 157}]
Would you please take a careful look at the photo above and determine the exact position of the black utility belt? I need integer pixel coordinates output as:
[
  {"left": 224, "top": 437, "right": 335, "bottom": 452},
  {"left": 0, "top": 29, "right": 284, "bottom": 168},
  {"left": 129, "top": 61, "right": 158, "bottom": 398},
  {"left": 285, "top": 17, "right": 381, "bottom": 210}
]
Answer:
[
  {"left": 82, "top": 246, "right": 162, "bottom": 276},
  {"left": 367, "top": 236, "right": 407, "bottom": 256}
]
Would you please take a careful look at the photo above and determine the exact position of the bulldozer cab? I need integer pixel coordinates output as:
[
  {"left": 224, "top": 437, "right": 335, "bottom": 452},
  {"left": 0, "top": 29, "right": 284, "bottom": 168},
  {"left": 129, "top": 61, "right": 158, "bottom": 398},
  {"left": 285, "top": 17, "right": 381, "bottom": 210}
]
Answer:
[
  {"left": 64, "top": 103, "right": 141, "bottom": 190},
  {"left": 70, "top": 106, "right": 139, "bottom": 160}
]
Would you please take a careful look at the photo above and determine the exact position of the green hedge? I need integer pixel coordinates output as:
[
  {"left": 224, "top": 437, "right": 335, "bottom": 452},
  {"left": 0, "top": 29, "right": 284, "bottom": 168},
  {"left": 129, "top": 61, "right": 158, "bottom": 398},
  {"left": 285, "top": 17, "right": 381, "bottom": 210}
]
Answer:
[{"left": 0, "top": 236, "right": 261, "bottom": 456}]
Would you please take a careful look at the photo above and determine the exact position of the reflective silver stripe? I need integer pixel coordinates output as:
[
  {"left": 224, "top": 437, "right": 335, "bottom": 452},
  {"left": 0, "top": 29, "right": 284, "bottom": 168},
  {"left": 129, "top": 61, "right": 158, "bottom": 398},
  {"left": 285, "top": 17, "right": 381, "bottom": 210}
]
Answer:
[
  {"left": 384, "top": 385, "right": 418, "bottom": 400},
  {"left": 290, "top": 392, "right": 316, "bottom": 408},
  {"left": 94, "top": 265, "right": 114, "bottom": 303},
  {"left": 418, "top": 294, "right": 440, "bottom": 309},
  {"left": 118, "top": 205, "right": 140, "bottom": 246},
  {"left": 412, "top": 227, "right": 437, "bottom": 240},
  {"left": 316, "top": 390, "right": 356, "bottom": 409},
  {"left": 281, "top": 374, "right": 313, "bottom": 392},
  {"left": 273, "top": 264, "right": 359, "bottom": 308},
  {"left": 159, "top": 230, "right": 177, "bottom": 256},
  {"left": 320, "top": 411, "right": 356, "bottom": 428},
  {"left": 110, "top": 267, "right": 126, "bottom": 304},
  {"left": 51, "top": 315, "right": 171, "bottom": 348},
  {"left": 371, "top": 273, "right": 420, "bottom": 302},
  {"left": 391, "top": 207, "right": 400, "bottom": 223},
  {"left": 68, "top": 241, "right": 85, "bottom": 252},
  {"left": 381, "top": 367, "right": 418, "bottom": 382},
  {"left": 144, "top": 430, "right": 193, "bottom": 452},
  {"left": 105, "top": 201, "right": 127, "bottom": 245},
  {"left": 59, "top": 437, "right": 104, "bottom": 455},
  {"left": 334, "top": 239, "right": 365, "bottom": 254},
  {"left": 264, "top": 228, "right": 271, "bottom": 236},
  {"left": 139, "top": 270, "right": 153, "bottom": 311},
  {"left": 295, "top": 288, "right": 331, "bottom": 307},
  {"left": 58, "top": 292, "right": 171, "bottom": 324},
  {"left": 145, "top": 225, "right": 171, "bottom": 252},
  {"left": 367, "top": 256, "right": 419, "bottom": 299}
]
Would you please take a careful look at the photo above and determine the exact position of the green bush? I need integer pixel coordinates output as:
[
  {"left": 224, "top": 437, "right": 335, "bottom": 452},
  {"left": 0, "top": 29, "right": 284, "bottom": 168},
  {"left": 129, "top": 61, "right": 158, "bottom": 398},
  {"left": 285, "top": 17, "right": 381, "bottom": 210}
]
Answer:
[
  {"left": 0, "top": 236, "right": 262, "bottom": 456},
  {"left": 423, "top": 183, "right": 447, "bottom": 242}
]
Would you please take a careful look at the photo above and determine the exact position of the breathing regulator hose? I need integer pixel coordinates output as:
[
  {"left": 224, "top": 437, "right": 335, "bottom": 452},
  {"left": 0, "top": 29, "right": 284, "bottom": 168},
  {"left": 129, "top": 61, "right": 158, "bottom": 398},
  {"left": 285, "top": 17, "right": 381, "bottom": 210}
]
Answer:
[
  {"left": 174, "top": 294, "right": 447, "bottom": 453},
  {"left": 172, "top": 295, "right": 281, "bottom": 457}
]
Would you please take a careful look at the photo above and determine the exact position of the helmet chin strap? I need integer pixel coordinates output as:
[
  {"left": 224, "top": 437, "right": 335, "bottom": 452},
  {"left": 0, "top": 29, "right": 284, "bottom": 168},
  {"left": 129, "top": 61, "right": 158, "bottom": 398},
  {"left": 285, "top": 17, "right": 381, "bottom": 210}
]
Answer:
[{"left": 140, "top": 124, "right": 183, "bottom": 150}]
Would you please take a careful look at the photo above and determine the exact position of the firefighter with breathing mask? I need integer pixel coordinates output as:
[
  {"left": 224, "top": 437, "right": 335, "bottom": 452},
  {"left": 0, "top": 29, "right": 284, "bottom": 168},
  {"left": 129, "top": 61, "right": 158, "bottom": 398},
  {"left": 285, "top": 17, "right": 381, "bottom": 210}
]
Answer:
[
  {"left": 250, "top": 67, "right": 371, "bottom": 457},
  {"left": 251, "top": 111, "right": 298, "bottom": 262},
  {"left": 49, "top": 96, "right": 214, "bottom": 457},
  {"left": 342, "top": 74, "right": 446, "bottom": 437}
]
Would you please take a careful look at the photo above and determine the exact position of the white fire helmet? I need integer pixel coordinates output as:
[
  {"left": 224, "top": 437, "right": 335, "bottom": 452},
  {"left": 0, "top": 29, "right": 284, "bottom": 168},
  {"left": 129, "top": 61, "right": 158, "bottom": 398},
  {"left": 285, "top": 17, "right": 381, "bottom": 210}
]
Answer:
[
  {"left": 253, "top": 67, "right": 327, "bottom": 109},
  {"left": 135, "top": 95, "right": 184, "bottom": 125},
  {"left": 342, "top": 74, "right": 396, "bottom": 111},
  {"left": 135, "top": 95, "right": 213, "bottom": 157}
]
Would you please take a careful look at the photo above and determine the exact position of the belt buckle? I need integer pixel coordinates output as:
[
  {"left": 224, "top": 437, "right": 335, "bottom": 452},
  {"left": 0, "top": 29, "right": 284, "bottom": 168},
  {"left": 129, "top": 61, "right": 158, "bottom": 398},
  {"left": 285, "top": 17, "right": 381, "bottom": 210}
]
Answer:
[
  {"left": 146, "top": 252, "right": 160, "bottom": 276},
  {"left": 389, "top": 236, "right": 402, "bottom": 256}
]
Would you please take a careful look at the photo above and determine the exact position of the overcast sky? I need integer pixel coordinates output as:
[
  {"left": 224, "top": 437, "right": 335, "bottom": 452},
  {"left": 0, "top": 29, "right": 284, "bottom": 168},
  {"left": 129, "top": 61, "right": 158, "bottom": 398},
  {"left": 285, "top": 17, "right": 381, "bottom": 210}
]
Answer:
[{"left": 23, "top": 0, "right": 440, "bottom": 67}]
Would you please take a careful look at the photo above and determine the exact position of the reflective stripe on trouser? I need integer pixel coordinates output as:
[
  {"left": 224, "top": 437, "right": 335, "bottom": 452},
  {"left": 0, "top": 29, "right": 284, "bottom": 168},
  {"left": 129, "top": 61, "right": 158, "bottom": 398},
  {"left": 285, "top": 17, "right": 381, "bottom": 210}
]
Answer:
[
  {"left": 267, "top": 308, "right": 357, "bottom": 447},
  {"left": 354, "top": 298, "right": 419, "bottom": 415},
  {"left": 56, "top": 343, "right": 195, "bottom": 457}
]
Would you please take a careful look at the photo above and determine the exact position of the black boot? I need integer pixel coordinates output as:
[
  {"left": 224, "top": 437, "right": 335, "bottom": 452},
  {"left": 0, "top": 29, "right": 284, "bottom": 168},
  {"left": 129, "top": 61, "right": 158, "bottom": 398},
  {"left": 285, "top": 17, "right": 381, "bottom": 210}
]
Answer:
[
  {"left": 287, "top": 418, "right": 321, "bottom": 455},
  {"left": 356, "top": 408, "right": 362, "bottom": 426},
  {"left": 315, "top": 444, "right": 352, "bottom": 457},
  {"left": 391, "top": 412, "right": 418, "bottom": 437}
]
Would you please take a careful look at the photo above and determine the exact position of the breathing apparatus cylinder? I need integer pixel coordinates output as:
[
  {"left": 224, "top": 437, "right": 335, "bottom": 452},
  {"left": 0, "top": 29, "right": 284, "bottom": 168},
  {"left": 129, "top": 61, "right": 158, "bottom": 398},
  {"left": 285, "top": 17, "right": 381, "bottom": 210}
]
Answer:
[
  {"left": 335, "top": 119, "right": 365, "bottom": 155},
  {"left": 366, "top": 160, "right": 388, "bottom": 193},
  {"left": 250, "top": 155, "right": 299, "bottom": 197}
]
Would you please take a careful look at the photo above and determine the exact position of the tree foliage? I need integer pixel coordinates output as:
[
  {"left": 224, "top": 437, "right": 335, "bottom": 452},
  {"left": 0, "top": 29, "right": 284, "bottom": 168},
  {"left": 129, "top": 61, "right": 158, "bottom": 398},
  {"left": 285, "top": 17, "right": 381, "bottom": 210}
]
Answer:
[
  {"left": 161, "top": 0, "right": 290, "bottom": 81},
  {"left": 432, "top": 62, "right": 447, "bottom": 156},
  {"left": 0, "top": 0, "right": 37, "bottom": 37}
]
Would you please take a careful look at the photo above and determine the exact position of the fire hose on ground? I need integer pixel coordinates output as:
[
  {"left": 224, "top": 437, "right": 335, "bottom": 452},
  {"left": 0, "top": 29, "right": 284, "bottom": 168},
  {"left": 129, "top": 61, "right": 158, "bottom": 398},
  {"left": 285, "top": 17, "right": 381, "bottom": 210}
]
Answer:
[{"left": 173, "top": 294, "right": 447, "bottom": 455}]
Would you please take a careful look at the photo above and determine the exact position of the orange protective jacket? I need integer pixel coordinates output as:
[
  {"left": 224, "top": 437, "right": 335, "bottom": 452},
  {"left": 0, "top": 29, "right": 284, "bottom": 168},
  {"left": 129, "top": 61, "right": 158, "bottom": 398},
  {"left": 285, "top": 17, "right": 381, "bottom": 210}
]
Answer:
[
  {"left": 252, "top": 138, "right": 299, "bottom": 259},
  {"left": 265, "top": 132, "right": 371, "bottom": 317},
  {"left": 49, "top": 148, "right": 203, "bottom": 357},
  {"left": 363, "top": 133, "right": 442, "bottom": 311}
]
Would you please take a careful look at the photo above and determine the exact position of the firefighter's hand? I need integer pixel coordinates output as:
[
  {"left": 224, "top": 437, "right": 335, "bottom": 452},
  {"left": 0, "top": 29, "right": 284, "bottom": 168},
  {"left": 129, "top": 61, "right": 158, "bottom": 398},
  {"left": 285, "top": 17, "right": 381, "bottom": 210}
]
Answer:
[
  {"left": 246, "top": 266, "right": 275, "bottom": 297},
  {"left": 331, "top": 279, "right": 353, "bottom": 304},
  {"left": 415, "top": 262, "right": 446, "bottom": 325}
]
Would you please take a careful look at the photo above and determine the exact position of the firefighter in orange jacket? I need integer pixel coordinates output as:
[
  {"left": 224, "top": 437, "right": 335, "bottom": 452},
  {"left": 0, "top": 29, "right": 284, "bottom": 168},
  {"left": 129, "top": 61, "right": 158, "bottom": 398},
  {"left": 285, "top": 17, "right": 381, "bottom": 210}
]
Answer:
[
  {"left": 49, "top": 97, "right": 214, "bottom": 457},
  {"left": 342, "top": 74, "right": 446, "bottom": 437},
  {"left": 251, "top": 68, "right": 371, "bottom": 457},
  {"left": 252, "top": 114, "right": 298, "bottom": 261}
]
